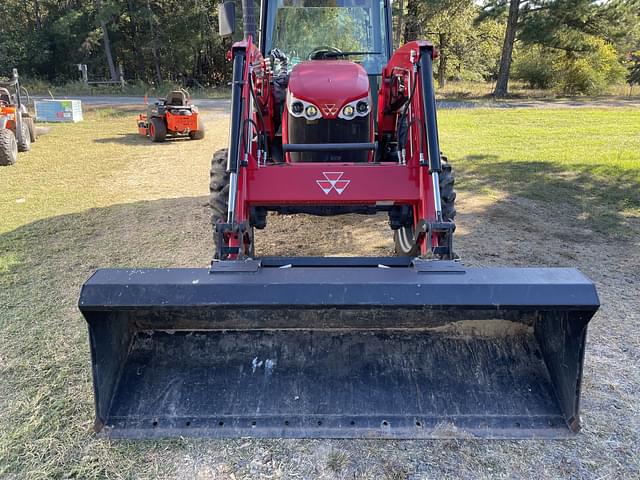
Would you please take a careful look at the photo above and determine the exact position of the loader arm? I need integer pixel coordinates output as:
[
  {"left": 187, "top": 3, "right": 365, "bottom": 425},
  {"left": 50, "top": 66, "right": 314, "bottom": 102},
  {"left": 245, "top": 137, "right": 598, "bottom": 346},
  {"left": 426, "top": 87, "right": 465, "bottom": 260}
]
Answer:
[{"left": 217, "top": 38, "right": 452, "bottom": 259}]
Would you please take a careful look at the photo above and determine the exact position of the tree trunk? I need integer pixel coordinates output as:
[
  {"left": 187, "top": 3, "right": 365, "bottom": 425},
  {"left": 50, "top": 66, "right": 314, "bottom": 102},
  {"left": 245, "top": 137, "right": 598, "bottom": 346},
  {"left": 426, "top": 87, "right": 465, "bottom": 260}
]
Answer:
[
  {"left": 95, "top": 0, "right": 118, "bottom": 81},
  {"left": 494, "top": 0, "right": 520, "bottom": 97},
  {"left": 147, "top": 0, "right": 163, "bottom": 85},
  {"left": 34, "top": 0, "right": 42, "bottom": 30},
  {"left": 103, "top": 24, "right": 118, "bottom": 81},
  {"left": 403, "top": 0, "right": 420, "bottom": 42},
  {"left": 395, "top": 0, "right": 404, "bottom": 48},
  {"left": 438, "top": 32, "right": 447, "bottom": 89},
  {"left": 127, "top": 0, "right": 145, "bottom": 80}
]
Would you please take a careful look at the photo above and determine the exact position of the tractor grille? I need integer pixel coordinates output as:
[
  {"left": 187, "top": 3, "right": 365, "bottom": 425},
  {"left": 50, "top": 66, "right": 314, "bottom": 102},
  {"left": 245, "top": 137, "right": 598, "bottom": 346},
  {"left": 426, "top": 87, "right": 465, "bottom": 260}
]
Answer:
[{"left": 288, "top": 113, "right": 370, "bottom": 163}]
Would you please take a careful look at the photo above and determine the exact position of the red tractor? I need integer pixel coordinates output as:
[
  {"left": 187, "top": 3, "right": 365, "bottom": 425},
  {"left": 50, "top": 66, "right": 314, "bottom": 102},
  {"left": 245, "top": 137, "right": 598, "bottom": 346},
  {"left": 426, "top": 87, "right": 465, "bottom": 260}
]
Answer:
[
  {"left": 79, "top": 0, "right": 599, "bottom": 440},
  {"left": 137, "top": 89, "right": 205, "bottom": 142}
]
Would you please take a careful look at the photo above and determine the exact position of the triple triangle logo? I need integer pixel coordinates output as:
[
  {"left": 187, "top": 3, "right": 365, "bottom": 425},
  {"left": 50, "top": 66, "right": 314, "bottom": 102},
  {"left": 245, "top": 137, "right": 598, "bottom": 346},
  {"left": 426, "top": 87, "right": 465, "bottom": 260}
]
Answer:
[{"left": 316, "top": 172, "right": 351, "bottom": 195}]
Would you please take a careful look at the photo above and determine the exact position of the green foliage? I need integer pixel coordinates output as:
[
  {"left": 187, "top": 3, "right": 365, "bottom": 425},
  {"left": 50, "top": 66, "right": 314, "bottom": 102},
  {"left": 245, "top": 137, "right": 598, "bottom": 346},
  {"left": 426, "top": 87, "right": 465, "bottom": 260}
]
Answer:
[
  {"left": 0, "top": 0, "right": 638, "bottom": 94},
  {"left": 512, "top": 47, "right": 556, "bottom": 89},
  {"left": 0, "top": 0, "right": 231, "bottom": 86},
  {"left": 480, "top": 0, "right": 638, "bottom": 95},
  {"left": 554, "top": 39, "right": 627, "bottom": 94},
  {"left": 514, "top": 38, "right": 627, "bottom": 94},
  {"left": 402, "top": 0, "right": 504, "bottom": 82}
]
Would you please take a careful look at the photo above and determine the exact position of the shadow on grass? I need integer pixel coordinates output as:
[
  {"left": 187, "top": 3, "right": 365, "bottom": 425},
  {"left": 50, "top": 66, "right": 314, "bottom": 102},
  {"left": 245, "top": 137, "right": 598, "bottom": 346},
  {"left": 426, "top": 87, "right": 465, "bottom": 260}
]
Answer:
[
  {"left": 94, "top": 134, "right": 194, "bottom": 145},
  {"left": 0, "top": 196, "right": 213, "bottom": 478},
  {"left": 457, "top": 155, "right": 639, "bottom": 236}
]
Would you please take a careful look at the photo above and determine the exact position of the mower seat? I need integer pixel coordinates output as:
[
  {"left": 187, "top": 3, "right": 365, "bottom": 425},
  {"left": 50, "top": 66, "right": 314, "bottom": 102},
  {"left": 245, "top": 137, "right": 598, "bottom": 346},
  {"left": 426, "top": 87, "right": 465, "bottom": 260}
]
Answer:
[
  {"left": 166, "top": 91, "right": 188, "bottom": 107},
  {"left": 0, "top": 88, "right": 11, "bottom": 105}
]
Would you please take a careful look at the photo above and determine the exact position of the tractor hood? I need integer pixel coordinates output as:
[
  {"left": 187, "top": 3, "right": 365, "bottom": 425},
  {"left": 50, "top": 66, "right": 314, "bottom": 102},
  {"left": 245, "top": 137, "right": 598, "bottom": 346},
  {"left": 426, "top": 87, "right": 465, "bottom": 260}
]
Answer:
[{"left": 288, "top": 61, "right": 370, "bottom": 119}]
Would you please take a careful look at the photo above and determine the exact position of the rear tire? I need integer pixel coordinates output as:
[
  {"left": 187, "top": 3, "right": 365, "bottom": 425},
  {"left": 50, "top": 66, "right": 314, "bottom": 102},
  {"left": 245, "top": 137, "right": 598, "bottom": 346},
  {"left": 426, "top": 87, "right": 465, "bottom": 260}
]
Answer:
[
  {"left": 16, "top": 118, "right": 31, "bottom": 152},
  {"left": 209, "top": 148, "right": 253, "bottom": 258},
  {"left": 149, "top": 117, "right": 166, "bottom": 142},
  {"left": 26, "top": 117, "right": 37, "bottom": 142},
  {"left": 189, "top": 121, "right": 205, "bottom": 140},
  {"left": 0, "top": 129, "right": 18, "bottom": 166},
  {"left": 394, "top": 157, "right": 456, "bottom": 256}
]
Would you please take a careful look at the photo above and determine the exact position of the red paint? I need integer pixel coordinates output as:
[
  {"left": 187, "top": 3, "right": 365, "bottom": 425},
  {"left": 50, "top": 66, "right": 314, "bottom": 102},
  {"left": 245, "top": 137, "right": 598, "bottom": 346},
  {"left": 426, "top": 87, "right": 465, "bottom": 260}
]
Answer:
[
  {"left": 288, "top": 61, "right": 370, "bottom": 118},
  {"left": 246, "top": 164, "right": 420, "bottom": 205},
  {"left": 223, "top": 37, "right": 446, "bottom": 257}
]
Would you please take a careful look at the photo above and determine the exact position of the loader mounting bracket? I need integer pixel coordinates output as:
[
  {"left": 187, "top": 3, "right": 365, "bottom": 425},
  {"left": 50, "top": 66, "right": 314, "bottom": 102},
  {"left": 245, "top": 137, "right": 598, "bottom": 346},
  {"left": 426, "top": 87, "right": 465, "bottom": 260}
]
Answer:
[
  {"left": 214, "top": 221, "right": 252, "bottom": 258},
  {"left": 414, "top": 219, "right": 455, "bottom": 258}
]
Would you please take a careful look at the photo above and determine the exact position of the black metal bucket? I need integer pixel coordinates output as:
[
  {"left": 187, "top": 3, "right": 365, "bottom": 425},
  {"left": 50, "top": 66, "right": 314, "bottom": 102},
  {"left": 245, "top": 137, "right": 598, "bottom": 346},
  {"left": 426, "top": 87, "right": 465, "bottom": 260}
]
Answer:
[{"left": 79, "top": 258, "right": 599, "bottom": 439}]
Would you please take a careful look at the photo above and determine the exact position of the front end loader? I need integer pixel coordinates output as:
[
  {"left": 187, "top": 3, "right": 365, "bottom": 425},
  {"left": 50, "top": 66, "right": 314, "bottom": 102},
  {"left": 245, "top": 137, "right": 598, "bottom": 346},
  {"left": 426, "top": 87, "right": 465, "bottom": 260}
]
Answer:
[{"left": 79, "top": 0, "right": 599, "bottom": 439}]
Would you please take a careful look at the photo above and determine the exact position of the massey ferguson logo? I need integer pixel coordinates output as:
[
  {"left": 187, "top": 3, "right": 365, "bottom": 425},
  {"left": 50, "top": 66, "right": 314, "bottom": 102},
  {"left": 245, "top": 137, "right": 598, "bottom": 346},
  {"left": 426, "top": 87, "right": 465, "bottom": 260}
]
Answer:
[
  {"left": 317, "top": 172, "right": 350, "bottom": 195},
  {"left": 322, "top": 104, "right": 338, "bottom": 116}
]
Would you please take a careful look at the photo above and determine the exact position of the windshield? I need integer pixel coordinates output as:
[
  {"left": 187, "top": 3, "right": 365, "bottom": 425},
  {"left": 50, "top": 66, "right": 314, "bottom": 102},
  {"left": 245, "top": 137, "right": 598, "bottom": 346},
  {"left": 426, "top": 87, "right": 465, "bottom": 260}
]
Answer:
[{"left": 264, "top": 0, "right": 389, "bottom": 74}]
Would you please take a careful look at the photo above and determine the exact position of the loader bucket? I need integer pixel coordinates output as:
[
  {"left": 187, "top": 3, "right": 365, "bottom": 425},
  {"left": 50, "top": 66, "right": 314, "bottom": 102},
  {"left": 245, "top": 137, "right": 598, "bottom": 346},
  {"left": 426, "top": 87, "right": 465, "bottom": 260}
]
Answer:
[{"left": 79, "top": 258, "right": 599, "bottom": 439}]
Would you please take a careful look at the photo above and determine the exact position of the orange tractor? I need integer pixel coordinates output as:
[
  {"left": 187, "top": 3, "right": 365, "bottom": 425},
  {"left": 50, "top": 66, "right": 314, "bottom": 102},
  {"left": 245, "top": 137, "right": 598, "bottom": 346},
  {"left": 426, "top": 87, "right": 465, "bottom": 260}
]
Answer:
[
  {"left": 0, "top": 69, "right": 36, "bottom": 166},
  {"left": 137, "top": 89, "right": 205, "bottom": 142}
]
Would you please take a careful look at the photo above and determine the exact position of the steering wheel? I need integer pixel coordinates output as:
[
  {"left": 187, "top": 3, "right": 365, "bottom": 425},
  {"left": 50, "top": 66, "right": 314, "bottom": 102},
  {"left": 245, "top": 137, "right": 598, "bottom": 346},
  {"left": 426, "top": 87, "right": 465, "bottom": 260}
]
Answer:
[{"left": 308, "top": 46, "right": 343, "bottom": 60}]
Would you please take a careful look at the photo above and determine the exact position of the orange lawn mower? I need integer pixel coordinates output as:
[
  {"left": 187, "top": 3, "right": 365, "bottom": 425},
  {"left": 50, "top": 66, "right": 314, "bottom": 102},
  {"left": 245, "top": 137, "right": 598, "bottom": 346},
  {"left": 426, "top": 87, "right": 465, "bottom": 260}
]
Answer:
[
  {"left": 0, "top": 69, "right": 37, "bottom": 166},
  {"left": 137, "top": 89, "right": 205, "bottom": 142}
]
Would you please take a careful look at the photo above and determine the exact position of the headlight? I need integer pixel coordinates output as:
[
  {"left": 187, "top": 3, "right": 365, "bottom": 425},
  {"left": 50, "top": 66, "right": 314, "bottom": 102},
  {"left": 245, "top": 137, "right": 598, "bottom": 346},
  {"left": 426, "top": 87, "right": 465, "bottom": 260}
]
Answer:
[
  {"left": 291, "top": 101, "right": 304, "bottom": 114},
  {"left": 339, "top": 96, "right": 370, "bottom": 120},
  {"left": 287, "top": 93, "right": 321, "bottom": 120}
]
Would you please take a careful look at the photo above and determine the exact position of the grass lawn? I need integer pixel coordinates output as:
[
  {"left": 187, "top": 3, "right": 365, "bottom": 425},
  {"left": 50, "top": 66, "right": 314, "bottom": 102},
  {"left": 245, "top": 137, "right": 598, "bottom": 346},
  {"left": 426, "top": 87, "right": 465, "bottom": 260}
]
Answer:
[
  {"left": 440, "top": 108, "right": 640, "bottom": 235},
  {"left": 0, "top": 106, "right": 639, "bottom": 478}
]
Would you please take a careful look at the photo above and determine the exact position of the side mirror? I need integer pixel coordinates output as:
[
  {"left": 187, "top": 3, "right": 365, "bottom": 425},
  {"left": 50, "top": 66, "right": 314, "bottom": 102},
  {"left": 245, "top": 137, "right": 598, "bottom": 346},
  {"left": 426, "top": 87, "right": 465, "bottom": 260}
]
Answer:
[{"left": 218, "top": 1, "right": 236, "bottom": 37}]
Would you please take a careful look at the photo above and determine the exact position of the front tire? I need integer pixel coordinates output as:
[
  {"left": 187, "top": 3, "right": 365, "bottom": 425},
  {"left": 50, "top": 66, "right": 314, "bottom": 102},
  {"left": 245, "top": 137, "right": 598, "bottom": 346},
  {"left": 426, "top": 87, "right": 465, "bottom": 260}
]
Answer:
[
  {"left": 209, "top": 149, "right": 230, "bottom": 224},
  {"left": 0, "top": 129, "right": 18, "bottom": 166},
  {"left": 394, "top": 157, "right": 456, "bottom": 256},
  {"left": 149, "top": 117, "right": 167, "bottom": 142},
  {"left": 209, "top": 148, "right": 253, "bottom": 258},
  {"left": 16, "top": 117, "right": 31, "bottom": 152},
  {"left": 26, "top": 117, "right": 37, "bottom": 143}
]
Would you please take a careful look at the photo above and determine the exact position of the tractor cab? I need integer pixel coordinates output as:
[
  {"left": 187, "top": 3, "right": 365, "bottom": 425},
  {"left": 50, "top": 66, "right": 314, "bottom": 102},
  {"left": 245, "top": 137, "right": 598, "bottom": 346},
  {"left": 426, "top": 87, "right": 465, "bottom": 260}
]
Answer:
[
  {"left": 261, "top": 0, "right": 392, "bottom": 74},
  {"left": 263, "top": 0, "right": 392, "bottom": 162},
  {"left": 220, "top": 0, "right": 393, "bottom": 163}
]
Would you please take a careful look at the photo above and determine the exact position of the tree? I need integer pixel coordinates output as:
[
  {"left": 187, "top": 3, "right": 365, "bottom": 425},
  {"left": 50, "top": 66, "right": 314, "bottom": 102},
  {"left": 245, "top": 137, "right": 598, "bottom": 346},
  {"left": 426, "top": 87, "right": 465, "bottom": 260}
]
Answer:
[
  {"left": 404, "top": 0, "right": 421, "bottom": 42},
  {"left": 493, "top": 0, "right": 520, "bottom": 96},
  {"left": 418, "top": 0, "right": 478, "bottom": 88},
  {"left": 482, "top": 0, "right": 638, "bottom": 96},
  {"left": 94, "top": 0, "right": 118, "bottom": 81}
]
